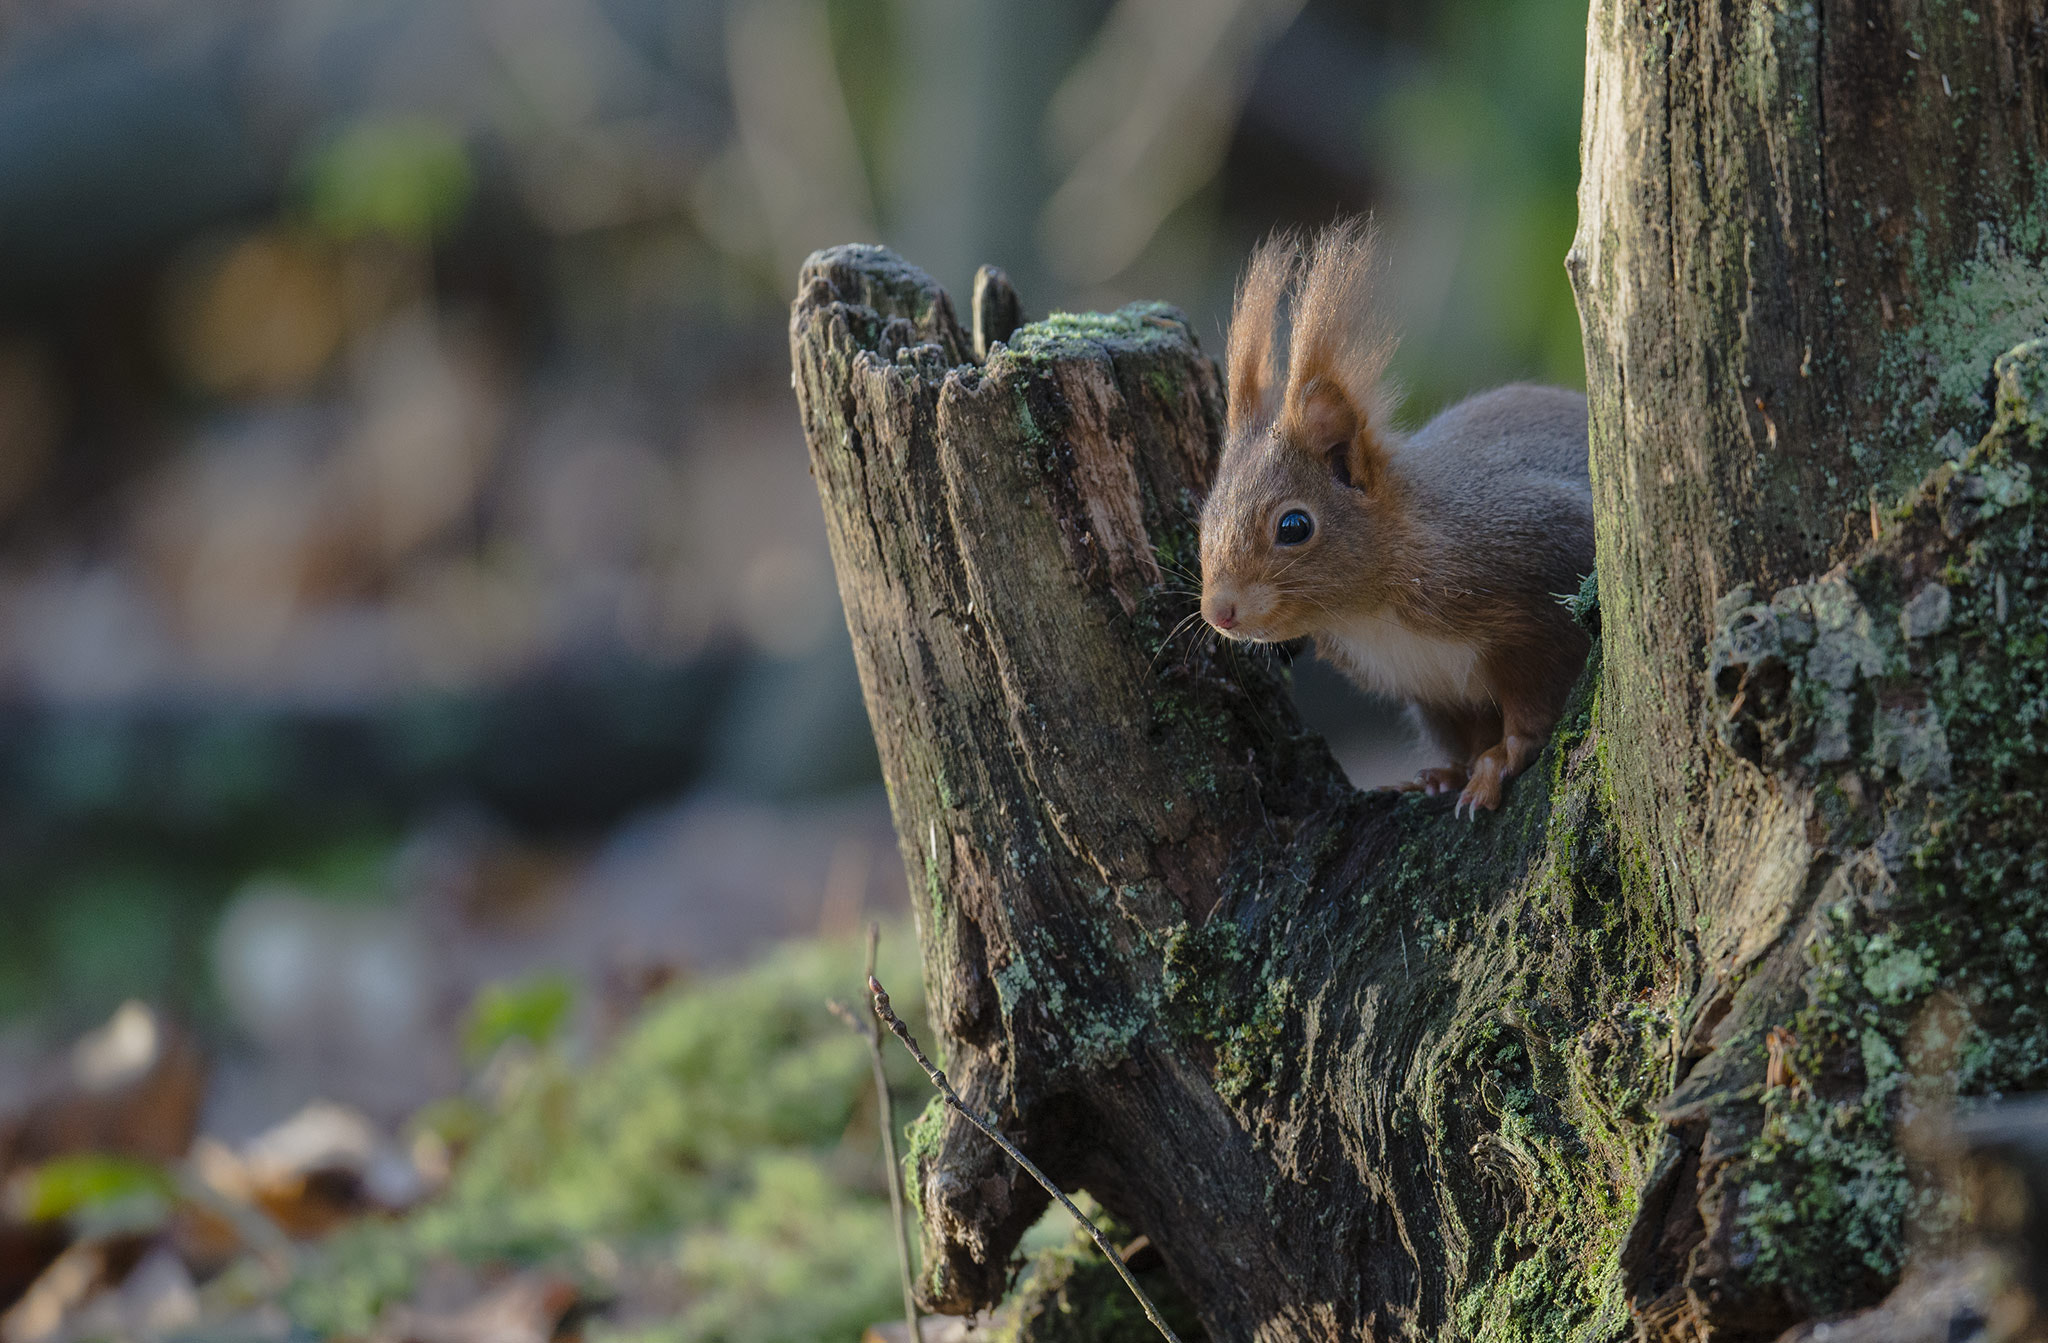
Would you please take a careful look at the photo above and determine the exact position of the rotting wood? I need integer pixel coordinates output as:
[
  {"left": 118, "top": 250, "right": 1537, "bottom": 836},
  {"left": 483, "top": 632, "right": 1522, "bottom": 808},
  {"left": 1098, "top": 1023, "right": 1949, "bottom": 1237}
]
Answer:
[{"left": 791, "top": 242, "right": 1655, "bottom": 1340}]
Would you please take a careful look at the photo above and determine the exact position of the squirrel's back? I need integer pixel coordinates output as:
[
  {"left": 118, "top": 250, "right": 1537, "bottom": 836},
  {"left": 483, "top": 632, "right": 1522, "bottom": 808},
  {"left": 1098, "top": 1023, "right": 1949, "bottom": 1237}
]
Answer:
[
  {"left": 1401, "top": 383, "right": 1588, "bottom": 482},
  {"left": 1394, "top": 383, "right": 1591, "bottom": 600}
]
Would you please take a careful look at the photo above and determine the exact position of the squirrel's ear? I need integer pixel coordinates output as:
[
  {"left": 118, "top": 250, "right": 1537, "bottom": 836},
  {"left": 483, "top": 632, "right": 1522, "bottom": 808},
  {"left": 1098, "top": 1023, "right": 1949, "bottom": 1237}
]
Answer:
[
  {"left": 1284, "top": 218, "right": 1397, "bottom": 491},
  {"left": 1226, "top": 234, "right": 1295, "bottom": 438},
  {"left": 1298, "top": 378, "right": 1381, "bottom": 493}
]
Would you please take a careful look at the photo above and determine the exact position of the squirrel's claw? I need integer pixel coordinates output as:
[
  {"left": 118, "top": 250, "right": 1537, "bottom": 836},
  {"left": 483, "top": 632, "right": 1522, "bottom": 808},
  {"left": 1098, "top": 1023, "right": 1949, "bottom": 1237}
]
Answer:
[{"left": 1455, "top": 771, "right": 1503, "bottom": 819}]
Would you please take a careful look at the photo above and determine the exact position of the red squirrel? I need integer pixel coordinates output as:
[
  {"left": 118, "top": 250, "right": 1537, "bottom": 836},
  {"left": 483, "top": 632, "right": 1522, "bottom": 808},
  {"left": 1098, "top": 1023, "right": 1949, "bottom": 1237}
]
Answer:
[{"left": 1198, "top": 221, "right": 1594, "bottom": 817}]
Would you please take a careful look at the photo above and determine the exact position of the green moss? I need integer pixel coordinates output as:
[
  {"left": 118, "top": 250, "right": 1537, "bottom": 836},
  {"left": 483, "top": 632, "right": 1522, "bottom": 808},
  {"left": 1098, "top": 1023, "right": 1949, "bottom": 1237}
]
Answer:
[
  {"left": 666, "top": 1154, "right": 914, "bottom": 1343},
  {"left": 1877, "top": 245, "right": 2048, "bottom": 469},
  {"left": 1434, "top": 647, "right": 1671, "bottom": 1343},
  {"left": 1158, "top": 919, "right": 1305, "bottom": 1105},
  {"left": 1715, "top": 338, "right": 2048, "bottom": 1313},
  {"left": 1015, "top": 382, "right": 1048, "bottom": 448},
  {"left": 286, "top": 929, "right": 931, "bottom": 1342},
  {"left": 1564, "top": 570, "right": 1601, "bottom": 627},
  {"left": 1159, "top": 919, "right": 1244, "bottom": 1031},
  {"left": 1212, "top": 977, "right": 1293, "bottom": 1104},
  {"left": 1161, "top": 636, "right": 1646, "bottom": 1343},
  {"left": 1003, "top": 304, "right": 1195, "bottom": 365},
  {"left": 902, "top": 1094, "right": 947, "bottom": 1227}
]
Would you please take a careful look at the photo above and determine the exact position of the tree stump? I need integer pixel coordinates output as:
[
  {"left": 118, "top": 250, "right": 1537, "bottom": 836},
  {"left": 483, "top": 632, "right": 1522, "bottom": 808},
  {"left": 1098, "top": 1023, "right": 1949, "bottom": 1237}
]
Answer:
[{"left": 790, "top": 246, "right": 1652, "bottom": 1340}]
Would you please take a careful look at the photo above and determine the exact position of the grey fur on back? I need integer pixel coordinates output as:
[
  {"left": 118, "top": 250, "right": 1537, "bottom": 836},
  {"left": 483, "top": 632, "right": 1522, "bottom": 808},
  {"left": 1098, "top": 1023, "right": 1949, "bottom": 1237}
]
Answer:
[{"left": 1392, "top": 384, "right": 1592, "bottom": 599}]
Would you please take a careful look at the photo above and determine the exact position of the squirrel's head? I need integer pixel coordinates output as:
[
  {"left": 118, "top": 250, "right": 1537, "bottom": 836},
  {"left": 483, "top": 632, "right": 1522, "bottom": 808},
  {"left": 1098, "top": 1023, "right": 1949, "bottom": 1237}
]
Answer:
[{"left": 1199, "top": 221, "right": 1407, "bottom": 643}]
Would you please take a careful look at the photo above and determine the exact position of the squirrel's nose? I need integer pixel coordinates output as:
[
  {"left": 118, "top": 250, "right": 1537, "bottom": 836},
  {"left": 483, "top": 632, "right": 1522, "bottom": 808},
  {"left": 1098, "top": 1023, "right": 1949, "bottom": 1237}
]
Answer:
[{"left": 1209, "top": 602, "right": 1237, "bottom": 631}]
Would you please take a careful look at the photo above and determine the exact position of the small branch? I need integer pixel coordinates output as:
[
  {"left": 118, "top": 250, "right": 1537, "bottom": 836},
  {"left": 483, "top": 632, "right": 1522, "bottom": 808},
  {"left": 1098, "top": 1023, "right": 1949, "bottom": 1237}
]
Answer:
[
  {"left": 867, "top": 974, "right": 1186, "bottom": 1343},
  {"left": 827, "top": 924, "right": 920, "bottom": 1343},
  {"left": 866, "top": 925, "right": 920, "bottom": 1343}
]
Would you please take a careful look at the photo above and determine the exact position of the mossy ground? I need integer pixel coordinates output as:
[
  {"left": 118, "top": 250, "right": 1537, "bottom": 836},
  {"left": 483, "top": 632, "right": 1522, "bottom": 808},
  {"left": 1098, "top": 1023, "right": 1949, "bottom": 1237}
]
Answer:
[{"left": 287, "top": 930, "right": 933, "bottom": 1343}]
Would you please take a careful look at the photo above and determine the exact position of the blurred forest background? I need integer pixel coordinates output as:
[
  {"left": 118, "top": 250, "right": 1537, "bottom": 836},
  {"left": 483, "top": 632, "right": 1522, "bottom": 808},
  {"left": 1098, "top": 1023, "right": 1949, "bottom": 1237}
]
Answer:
[{"left": 0, "top": 0, "right": 1587, "bottom": 1337}]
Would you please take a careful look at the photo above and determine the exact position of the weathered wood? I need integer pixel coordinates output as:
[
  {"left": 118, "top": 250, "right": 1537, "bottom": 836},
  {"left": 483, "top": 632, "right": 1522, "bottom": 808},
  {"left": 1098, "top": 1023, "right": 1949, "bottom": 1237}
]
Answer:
[
  {"left": 971, "top": 264, "right": 1023, "bottom": 361},
  {"left": 792, "top": 246, "right": 1663, "bottom": 1340},
  {"left": 1576, "top": 1, "right": 2048, "bottom": 1337}
]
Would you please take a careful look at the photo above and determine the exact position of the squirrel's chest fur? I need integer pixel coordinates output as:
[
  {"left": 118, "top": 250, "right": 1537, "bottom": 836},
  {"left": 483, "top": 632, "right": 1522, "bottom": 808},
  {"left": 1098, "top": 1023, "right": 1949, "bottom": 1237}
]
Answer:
[{"left": 1316, "top": 614, "right": 1485, "bottom": 707}]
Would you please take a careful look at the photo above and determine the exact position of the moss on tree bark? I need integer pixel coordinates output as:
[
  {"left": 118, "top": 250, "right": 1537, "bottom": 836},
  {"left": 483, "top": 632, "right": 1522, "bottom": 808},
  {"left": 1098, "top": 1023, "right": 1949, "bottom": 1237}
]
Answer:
[{"left": 1575, "top": 0, "right": 2048, "bottom": 1336}]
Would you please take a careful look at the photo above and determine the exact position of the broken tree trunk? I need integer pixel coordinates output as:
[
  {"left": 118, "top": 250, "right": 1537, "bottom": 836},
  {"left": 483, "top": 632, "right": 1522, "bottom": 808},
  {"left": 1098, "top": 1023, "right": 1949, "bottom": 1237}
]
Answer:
[
  {"left": 791, "top": 253, "right": 1656, "bottom": 1340},
  {"left": 788, "top": 6, "right": 2048, "bottom": 1334}
]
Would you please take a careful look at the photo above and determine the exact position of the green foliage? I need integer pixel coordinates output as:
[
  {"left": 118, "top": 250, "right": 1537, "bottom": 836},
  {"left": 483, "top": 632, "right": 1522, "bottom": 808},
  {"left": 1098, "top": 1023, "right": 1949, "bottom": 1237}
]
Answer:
[
  {"left": 290, "top": 1225, "right": 416, "bottom": 1339},
  {"left": 822, "top": 0, "right": 899, "bottom": 198},
  {"left": 0, "top": 823, "right": 405, "bottom": 1032},
  {"left": 43, "top": 872, "right": 183, "bottom": 1012},
  {"left": 302, "top": 115, "right": 473, "bottom": 244},
  {"left": 288, "top": 929, "right": 931, "bottom": 1342},
  {"left": 1372, "top": 0, "right": 1591, "bottom": 413},
  {"left": 7, "top": 1154, "right": 174, "bottom": 1235},
  {"left": 462, "top": 973, "right": 575, "bottom": 1064}
]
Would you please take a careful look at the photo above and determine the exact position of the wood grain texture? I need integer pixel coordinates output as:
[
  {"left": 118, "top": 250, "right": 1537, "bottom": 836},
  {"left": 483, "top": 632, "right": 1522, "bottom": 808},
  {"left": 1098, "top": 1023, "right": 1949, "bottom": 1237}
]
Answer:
[{"left": 1575, "top": 0, "right": 2048, "bottom": 935}]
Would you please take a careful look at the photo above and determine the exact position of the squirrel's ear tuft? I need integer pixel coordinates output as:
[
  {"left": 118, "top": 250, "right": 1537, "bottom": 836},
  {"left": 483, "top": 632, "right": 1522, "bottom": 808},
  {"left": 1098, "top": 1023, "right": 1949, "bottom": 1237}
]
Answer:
[
  {"left": 1284, "top": 218, "right": 1399, "bottom": 491},
  {"left": 1226, "top": 233, "right": 1296, "bottom": 439}
]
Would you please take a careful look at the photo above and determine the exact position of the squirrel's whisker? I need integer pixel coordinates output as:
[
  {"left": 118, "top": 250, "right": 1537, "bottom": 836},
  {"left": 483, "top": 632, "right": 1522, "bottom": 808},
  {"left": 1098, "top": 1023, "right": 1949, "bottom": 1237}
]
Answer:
[{"left": 1146, "top": 608, "right": 1212, "bottom": 680}]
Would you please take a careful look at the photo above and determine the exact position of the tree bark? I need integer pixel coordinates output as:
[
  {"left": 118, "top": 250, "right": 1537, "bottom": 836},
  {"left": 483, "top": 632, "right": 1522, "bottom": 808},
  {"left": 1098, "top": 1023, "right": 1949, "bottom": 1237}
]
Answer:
[
  {"left": 1574, "top": 0, "right": 2048, "bottom": 1337},
  {"left": 787, "top": 3, "right": 2048, "bottom": 1335}
]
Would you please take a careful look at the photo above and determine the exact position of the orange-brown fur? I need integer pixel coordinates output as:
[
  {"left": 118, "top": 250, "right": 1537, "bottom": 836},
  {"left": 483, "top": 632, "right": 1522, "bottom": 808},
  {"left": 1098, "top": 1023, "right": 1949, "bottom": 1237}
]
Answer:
[{"left": 1200, "top": 220, "right": 1593, "bottom": 817}]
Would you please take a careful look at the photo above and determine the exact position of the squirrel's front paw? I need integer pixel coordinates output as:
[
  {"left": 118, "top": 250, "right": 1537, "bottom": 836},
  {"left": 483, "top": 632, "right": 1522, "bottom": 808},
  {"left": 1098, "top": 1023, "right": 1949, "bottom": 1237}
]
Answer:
[{"left": 1455, "top": 767, "right": 1504, "bottom": 819}]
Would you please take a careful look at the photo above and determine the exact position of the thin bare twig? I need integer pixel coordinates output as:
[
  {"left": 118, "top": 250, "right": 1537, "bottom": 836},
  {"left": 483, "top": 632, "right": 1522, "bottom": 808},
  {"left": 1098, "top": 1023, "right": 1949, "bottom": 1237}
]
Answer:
[
  {"left": 827, "top": 923, "right": 920, "bottom": 1343},
  {"left": 866, "top": 925, "right": 921, "bottom": 1343},
  {"left": 866, "top": 973, "right": 1185, "bottom": 1343}
]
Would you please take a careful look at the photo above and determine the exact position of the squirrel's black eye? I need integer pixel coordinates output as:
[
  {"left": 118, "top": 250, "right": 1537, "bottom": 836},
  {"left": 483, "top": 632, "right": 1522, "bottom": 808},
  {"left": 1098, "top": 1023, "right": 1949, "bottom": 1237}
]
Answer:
[{"left": 1275, "top": 509, "right": 1314, "bottom": 545}]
